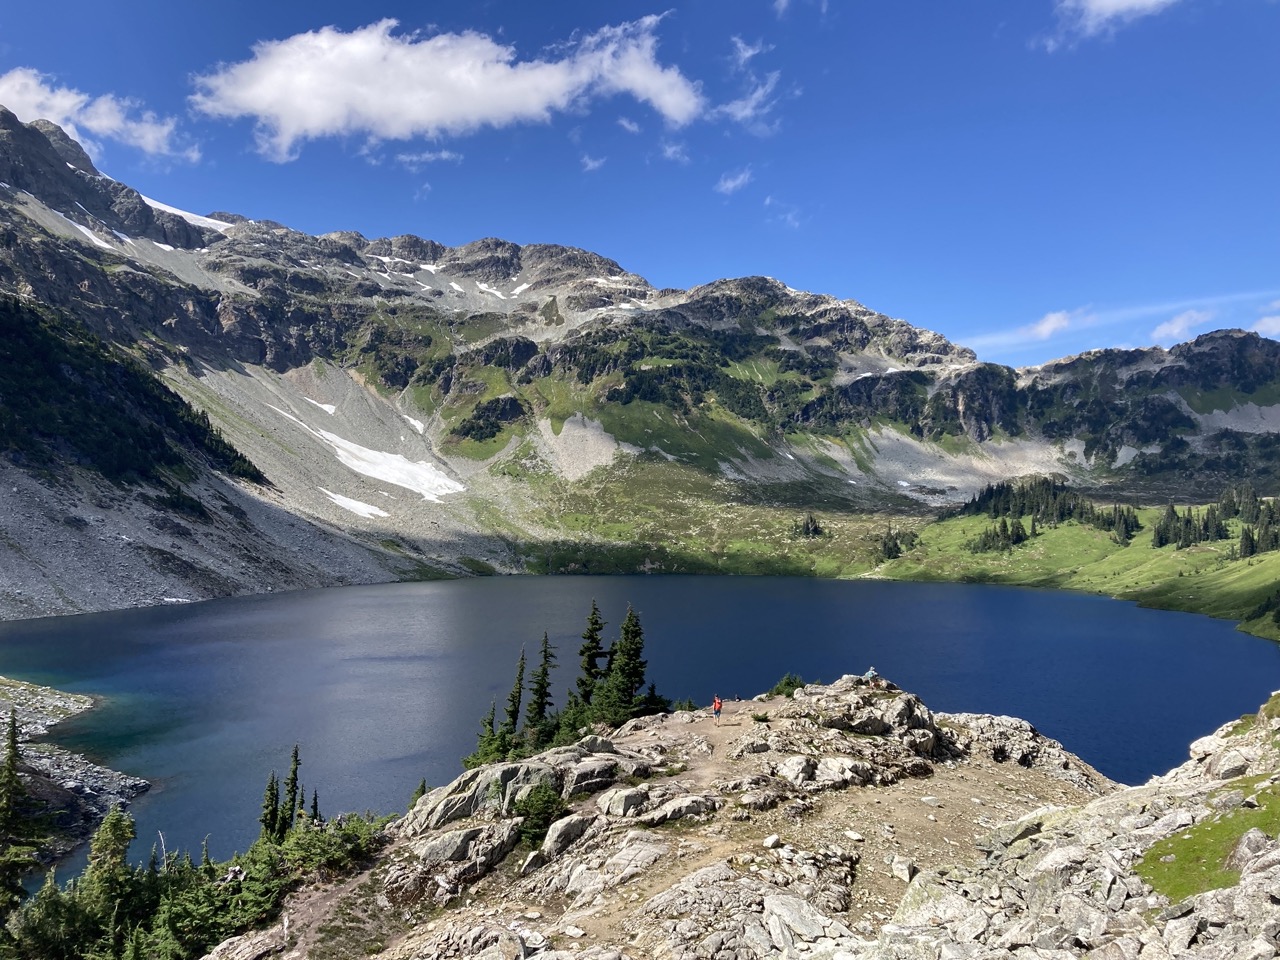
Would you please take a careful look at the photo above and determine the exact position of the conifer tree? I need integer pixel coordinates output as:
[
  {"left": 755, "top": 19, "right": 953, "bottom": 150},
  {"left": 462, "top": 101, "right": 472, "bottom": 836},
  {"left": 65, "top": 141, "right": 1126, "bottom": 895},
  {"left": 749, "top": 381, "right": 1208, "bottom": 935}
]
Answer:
[
  {"left": 591, "top": 606, "right": 649, "bottom": 727},
  {"left": 463, "top": 700, "right": 500, "bottom": 769},
  {"left": 311, "top": 789, "right": 321, "bottom": 822},
  {"left": 1241, "top": 524, "right": 1258, "bottom": 558},
  {"left": 409, "top": 779, "right": 427, "bottom": 809},
  {"left": 577, "top": 601, "right": 607, "bottom": 704},
  {"left": 259, "top": 771, "right": 279, "bottom": 842},
  {"left": 502, "top": 647, "right": 526, "bottom": 736},
  {"left": 524, "top": 631, "right": 556, "bottom": 745},
  {"left": 278, "top": 745, "right": 300, "bottom": 841},
  {"left": 0, "top": 707, "right": 25, "bottom": 836}
]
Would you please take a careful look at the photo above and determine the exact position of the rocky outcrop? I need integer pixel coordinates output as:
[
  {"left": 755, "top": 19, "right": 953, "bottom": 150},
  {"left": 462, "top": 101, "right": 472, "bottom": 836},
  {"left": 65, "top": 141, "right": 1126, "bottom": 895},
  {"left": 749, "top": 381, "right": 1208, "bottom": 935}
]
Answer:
[
  {"left": 199, "top": 680, "right": 1280, "bottom": 960},
  {"left": 202, "top": 674, "right": 1131, "bottom": 959},
  {"left": 863, "top": 699, "right": 1280, "bottom": 960}
]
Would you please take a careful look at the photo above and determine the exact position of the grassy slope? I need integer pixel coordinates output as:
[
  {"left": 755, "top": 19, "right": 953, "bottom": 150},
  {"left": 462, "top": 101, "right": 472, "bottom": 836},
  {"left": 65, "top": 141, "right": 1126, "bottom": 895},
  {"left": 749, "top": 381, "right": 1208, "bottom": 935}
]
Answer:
[
  {"left": 878, "top": 507, "right": 1280, "bottom": 642},
  {"left": 1135, "top": 693, "right": 1280, "bottom": 901}
]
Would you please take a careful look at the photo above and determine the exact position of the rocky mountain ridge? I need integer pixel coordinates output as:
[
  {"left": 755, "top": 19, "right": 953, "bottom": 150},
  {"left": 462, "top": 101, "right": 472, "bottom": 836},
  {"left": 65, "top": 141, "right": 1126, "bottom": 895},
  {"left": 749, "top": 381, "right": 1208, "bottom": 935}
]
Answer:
[
  {"left": 197, "top": 675, "right": 1280, "bottom": 960},
  {"left": 3, "top": 109, "right": 1280, "bottom": 620}
]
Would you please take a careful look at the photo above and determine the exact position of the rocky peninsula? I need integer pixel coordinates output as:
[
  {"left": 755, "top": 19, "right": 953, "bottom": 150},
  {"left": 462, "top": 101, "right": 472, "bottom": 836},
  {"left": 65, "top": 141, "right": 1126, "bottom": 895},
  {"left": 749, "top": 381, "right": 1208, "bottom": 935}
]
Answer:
[
  {"left": 0, "top": 675, "right": 149, "bottom": 863},
  {"left": 198, "top": 672, "right": 1280, "bottom": 959}
]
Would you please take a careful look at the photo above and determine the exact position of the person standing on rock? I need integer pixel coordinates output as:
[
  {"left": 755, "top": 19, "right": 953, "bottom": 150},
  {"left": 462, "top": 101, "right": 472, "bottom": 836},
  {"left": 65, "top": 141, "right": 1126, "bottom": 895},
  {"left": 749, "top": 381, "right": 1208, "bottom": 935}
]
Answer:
[{"left": 712, "top": 695, "right": 722, "bottom": 725}]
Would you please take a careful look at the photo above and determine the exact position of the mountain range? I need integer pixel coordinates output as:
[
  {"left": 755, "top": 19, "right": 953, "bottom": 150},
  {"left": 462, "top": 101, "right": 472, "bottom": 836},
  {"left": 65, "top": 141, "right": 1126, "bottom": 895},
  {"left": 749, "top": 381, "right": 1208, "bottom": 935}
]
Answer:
[{"left": 2, "top": 105, "right": 1279, "bottom": 620}]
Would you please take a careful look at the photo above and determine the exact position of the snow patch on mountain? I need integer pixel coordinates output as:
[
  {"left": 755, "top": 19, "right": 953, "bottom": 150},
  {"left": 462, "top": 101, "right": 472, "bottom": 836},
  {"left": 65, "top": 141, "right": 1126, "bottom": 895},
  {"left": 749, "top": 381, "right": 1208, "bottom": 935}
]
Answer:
[
  {"left": 318, "top": 488, "right": 390, "bottom": 519},
  {"left": 139, "top": 195, "right": 234, "bottom": 234},
  {"left": 47, "top": 207, "right": 112, "bottom": 249},
  {"left": 268, "top": 405, "right": 464, "bottom": 502}
]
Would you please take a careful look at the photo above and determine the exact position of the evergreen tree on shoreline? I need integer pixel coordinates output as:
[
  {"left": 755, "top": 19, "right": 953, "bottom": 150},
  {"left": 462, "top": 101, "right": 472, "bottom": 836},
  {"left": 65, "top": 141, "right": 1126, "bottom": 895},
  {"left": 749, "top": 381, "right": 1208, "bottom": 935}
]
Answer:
[
  {"left": 502, "top": 646, "right": 527, "bottom": 737},
  {"left": 277, "top": 745, "right": 300, "bottom": 842},
  {"left": 577, "top": 601, "right": 607, "bottom": 705},
  {"left": 591, "top": 606, "right": 649, "bottom": 728},
  {"left": 524, "top": 632, "right": 557, "bottom": 748}
]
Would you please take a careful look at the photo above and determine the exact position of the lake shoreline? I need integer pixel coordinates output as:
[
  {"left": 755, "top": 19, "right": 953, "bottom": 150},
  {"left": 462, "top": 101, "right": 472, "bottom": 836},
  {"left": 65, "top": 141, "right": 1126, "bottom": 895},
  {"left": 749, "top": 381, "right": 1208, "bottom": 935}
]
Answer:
[{"left": 0, "top": 676, "right": 149, "bottom": 864}]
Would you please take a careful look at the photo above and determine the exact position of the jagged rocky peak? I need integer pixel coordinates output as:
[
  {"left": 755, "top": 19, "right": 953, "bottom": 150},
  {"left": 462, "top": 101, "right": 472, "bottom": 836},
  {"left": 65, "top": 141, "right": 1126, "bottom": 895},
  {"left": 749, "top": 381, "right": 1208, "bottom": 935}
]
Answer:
[
  {"left": 440, "top": 236, "right": 523, "bottom": 281},
  {"left": 362, "top": 234, "right": 447, "bottom": 264},
  {"left": 519, "top": 243, "right": 635, "bottom": 287},
  {"left": 27, "top": 119, "right": 99, "bottom": 176},
  {"left": 0, "top": 106, "right": 94, "bottom": 200},
  {"left": 0, "top": 108, "right": 210, "bottom": 250}
]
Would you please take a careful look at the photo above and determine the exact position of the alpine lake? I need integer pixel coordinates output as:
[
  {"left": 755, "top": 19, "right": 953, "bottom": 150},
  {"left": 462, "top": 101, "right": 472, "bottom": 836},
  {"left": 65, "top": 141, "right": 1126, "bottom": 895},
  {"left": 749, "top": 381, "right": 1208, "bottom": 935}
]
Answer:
[{"left": 1, "top": 575, "right": 1278, "bottom": 866}]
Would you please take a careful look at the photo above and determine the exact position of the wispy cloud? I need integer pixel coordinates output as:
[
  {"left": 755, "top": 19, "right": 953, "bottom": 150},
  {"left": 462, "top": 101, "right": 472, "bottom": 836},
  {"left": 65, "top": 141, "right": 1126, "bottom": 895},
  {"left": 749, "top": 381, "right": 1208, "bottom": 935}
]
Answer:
[
  {"left": 395, "top": 148, "right": 463, "bottom": 172},
  {"left": 0, "top": 67, "right": 197, "bottom": 161},
  {"left": 1152, "top": 308, "right": 1212, "bottom": 343},
  {"left": 617, "top": 116, "right": 640, "bottom": 134},
  {"left": 660, "top": 140, "right": 689, "bottom": 163},
  {"left": 1044, "top": 0, "right": 1182, "bottom": 48},
  {"left": 968, "top": 289, "right": 1280, "bottom": 354},
  {"left": 191, "top": 17, "right": 705, "bottom": 161},
  {"left": 714, "top": 167, "right": 753, "bottom": 195},
  {"left": 715, "top": 71, "right": 783, "bottom": 135},
  {"left": 730, "top": 36, "right": 772, "bottom": 70},
  {"left": 1255, "top": 301, "right": 1280, "bottom": 338},
  {"left": 773, "top": 0, "right": 791, "bottom": 16},
  {"left": 581, "top": 154, "right": 606, "bottom": 172},
  {"left": 764, "top": 194, "right": 801, "bottom": 229},
  {"left": 1254, "top": 315, "right": 1280, "bottom": 337}
]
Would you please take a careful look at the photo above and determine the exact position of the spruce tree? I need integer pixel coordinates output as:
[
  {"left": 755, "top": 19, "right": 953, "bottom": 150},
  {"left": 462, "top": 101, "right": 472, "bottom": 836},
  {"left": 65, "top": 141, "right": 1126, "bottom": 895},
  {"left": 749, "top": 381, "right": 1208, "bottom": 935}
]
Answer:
[
  {"left": 409, "top": 779, "right": 427, "bottom": 809},
  {"left": 502, "top": 647, "right": 526, "bottom": 736},
  {"left": 278, "top": 745, "right": 300, "bottom": 841},
  {"left": 463, "top": 700, "right": 499, "bottom": 769},
  {"left": 591, "top": 606, "right": 649, "bottom": 727},
  {"left": 524, "top": 631, "right": 557, "bottom": 746},
  {"left": 0, "top": 708, "right": 25, "bottom": 837},
  {"left": 577, "top": 601, "right": 607, "bottom": 704},
  {"left": 1241, "top": 525, "right": 1258, "bottom": 558},
  {"left": 259, "top": 771, "right": 279, "bottom": 842},
  {"left": 311, "top": 789, "right": 321, "bottom": 822}
]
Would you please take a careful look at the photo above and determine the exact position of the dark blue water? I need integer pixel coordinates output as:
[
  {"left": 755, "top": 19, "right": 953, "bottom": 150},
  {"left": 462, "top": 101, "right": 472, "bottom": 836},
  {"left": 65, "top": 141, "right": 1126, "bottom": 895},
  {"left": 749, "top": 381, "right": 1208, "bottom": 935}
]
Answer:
[{"left": 0, "top": 576, "right": 1276, "bottom": 866}]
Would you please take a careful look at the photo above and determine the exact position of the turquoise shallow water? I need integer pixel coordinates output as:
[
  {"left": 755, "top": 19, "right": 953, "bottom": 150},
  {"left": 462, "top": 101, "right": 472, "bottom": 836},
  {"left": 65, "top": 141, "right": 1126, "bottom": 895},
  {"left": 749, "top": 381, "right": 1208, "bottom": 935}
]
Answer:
[{"left": 1, "top": 575, "right": 1277, "bottom": 864}]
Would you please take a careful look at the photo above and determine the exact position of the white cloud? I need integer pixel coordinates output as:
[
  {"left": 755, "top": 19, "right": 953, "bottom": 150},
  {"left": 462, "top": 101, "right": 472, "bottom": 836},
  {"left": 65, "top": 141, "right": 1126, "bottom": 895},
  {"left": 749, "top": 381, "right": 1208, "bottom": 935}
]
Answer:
[
  {"left": 660, "top": 140, "right": 689, "bottom": 163},
  {"left": 1031, "top": 310, "right": 1074, "bottom": 339},
  {"left": 1151, "top": 308, "right": 1212, "bottom": 343},
  {"left": 764, "top": 195, "right": 800, "bottom": 229},
  {"left": 966, "top": 308, "right": 1091, "bottom": 352},
  {"left": 581, "top": 154, "right": 606, "bottom": 172},
  {"left": 715, "top": 167, "right": 753, "bottom": 195},
  {"left": 192, "top": 17, "right": 705, "bottom": 161},
  {"left": 730, "top": 36, "right": 772, "bottom": 70},
  {"left": 1050, "top": 0, "right": 1181, "bottom": 42},
  {"left": 0, "top": 67, "right": 197, "bottom": 161},
  {"left": 1254, "top": 316, "right": 1280, "bottom": 337},
  {"left": 773, "top": 0, "right": 791, "bottom": 16},
  {"left": 617, "top": 116, "right": 641, "bottom": 133},
  {"left": 715, "top": 71, "right": 782, "bottom": 134},
  {"left": 395, "top": 149, "right": 463, "bottom": 172}
]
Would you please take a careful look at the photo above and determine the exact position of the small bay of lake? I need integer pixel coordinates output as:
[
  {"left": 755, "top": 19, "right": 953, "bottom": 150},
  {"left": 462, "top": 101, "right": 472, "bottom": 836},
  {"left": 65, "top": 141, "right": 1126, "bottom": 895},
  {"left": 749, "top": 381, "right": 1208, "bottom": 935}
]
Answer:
[{"left": 0, "top": 576, "right": 1276, "bottom": 863}]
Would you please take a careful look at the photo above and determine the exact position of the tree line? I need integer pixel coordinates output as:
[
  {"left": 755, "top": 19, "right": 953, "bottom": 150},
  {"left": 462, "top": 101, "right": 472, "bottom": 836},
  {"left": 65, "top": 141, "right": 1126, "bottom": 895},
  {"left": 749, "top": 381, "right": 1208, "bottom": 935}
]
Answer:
[
  {"left": 956, "top": 477, "right": 1141, "bottom": 552},
  {"left": 464, "top": 602, "right": 681, "bottom": 768},
  {"left": 0, "top": 745, "right": 386, "bottom": 960}
]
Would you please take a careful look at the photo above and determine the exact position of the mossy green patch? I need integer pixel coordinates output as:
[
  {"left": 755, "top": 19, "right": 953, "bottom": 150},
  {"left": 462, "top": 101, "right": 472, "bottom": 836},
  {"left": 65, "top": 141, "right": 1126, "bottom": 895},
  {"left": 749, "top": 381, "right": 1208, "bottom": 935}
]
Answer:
[
  {"left": 1135, "top": 780, "right": 1280, "bottom": 902},
  {"left": 458, "top": 556, "right": 498, "bottom": 576}
]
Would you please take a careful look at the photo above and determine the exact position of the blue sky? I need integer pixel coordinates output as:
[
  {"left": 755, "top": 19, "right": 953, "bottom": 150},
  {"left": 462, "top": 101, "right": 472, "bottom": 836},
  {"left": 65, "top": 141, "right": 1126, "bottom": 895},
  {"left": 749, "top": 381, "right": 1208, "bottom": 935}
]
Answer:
[{"left": 1, "top": 1, "right": 1276, "bottom": 366}]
